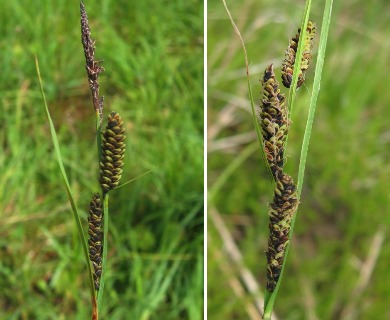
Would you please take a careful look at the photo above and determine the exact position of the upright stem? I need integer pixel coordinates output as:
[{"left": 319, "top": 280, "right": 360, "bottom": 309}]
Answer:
[{"left": 95, "top": 110, "right": 102, "bottom": 162}]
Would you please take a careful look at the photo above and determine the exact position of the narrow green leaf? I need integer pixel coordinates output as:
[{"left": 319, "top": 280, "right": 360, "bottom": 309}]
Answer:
[
  {"left": 116, "top": 170, "right": 152, "bottom": 190},
  {"left": 35, "top": 56, "right": 97, "bottom": 311},
  {"left": 140, "top": 258, "right": 181, "bottom": 320},
  {"left": 297, "top": 0, "right": 334, "bottom": 198},
  {"left": 221, "top": 0, "right": 274, "bottom": 183}
]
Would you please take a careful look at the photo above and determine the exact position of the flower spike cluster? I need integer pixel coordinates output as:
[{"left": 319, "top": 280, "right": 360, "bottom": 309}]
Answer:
[
  {"left": 260, "top": 21, "right": 316, "bottom": 292},
  {"left": 81, "top": 3, "right": 127, "bottom": 295},
  {"left": 260, "top": 64, "right": 298, "bottom": 292}
]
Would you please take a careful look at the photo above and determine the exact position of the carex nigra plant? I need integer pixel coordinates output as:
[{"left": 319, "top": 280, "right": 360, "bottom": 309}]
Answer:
[
  {"left": 80, "top": 1, "right": 126, "bottom": 304},
  {"left": 222, "top": 0, "right": 333, "bottom": 318},
  {"left": 36, "top": 2, "right": 127, "bottom": 314}
]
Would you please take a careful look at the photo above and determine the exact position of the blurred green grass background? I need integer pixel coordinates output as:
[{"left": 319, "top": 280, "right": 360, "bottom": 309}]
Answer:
[
  {"left": 208, "top": 0, "right": 390, "bottom": 319},
  {"left": 0, "top": 0, "right": 203, "bottom": 319}
]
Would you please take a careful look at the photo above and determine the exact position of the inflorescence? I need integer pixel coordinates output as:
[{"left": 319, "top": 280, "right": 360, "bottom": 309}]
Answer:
[
  {"left": 260, "top": 21, "right": 315, "bottom": 292},
  {"left": 81, "top": 2, "right": 126, "bottom": 292}
]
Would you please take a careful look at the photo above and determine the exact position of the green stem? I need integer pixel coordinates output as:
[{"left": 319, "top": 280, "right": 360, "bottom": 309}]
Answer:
[
  {"left": 95, "top": 111, "right": 102, "bottom": 162},
  {"left": 296, "top": 0, "right": 333, "bottom": 198}
]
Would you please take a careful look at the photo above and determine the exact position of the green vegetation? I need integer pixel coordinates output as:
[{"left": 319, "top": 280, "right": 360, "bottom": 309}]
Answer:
[
  {"left": 0, "top": 1, "right": 203, "bottom": 319},
  {"left": 208, "top": 0, "right": 390, "bottom": 319}
]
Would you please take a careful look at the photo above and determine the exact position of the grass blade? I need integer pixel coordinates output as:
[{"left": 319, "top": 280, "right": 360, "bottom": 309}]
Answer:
[
  {"left": 296, "top": 0, "right": 334, "bottom": 198},
  {"left": 35, "top": 56, "right": 98, "bottom": 319},
  {"left": 116, "top": 170, "right": 152, "bottom": 190},
  {"left": 221, "top": 0, "right": 273, "bottom": 182}
]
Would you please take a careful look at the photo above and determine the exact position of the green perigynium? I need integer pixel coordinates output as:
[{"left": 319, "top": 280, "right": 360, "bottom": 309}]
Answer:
[
  {"left": 88, "top": 193, "right": 103, "bottom": 290},
  {"left": 99, "top": 112, "right": 126, "bottom": 195}
]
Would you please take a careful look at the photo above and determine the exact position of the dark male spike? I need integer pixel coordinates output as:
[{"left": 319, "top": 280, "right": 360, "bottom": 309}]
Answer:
[{"left": 80, "top": 1, "right": 104, "bottom": 126}]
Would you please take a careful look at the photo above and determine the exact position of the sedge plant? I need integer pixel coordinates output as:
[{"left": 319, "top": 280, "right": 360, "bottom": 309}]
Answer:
[
  {"left": 222, "top": 0, "right": 334, "bottom": 318},
  {"left": 36, "top": 2, "right": 130, "bottom": 319}
]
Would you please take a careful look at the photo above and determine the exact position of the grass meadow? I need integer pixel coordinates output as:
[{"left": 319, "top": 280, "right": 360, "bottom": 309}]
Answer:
[
  {"left": 0, "top": 0, "right": 203, "bottom": 319},
  {"left": 208, "top": 0, "right": 390, "bottom": 319}
]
